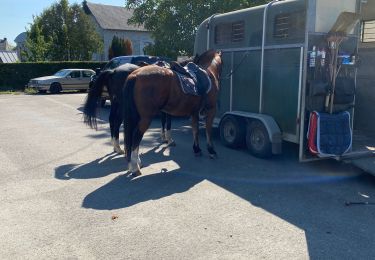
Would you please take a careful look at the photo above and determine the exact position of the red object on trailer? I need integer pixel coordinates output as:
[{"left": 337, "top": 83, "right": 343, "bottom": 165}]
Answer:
[{"left": 307, "top": 111, "right": 318, "bottom": 155}]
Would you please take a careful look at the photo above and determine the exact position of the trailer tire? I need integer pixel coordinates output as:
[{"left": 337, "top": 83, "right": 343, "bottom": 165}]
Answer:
[
  {"left": 220, "top": 115, "right": 245, "bottom": 148},
  {"left": 246, "top": 120, "right": 272, "bottom": 158}
]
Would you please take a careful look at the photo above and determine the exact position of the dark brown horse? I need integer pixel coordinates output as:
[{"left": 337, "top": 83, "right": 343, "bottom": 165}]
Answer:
[
  {"left": 83, "top": 63, "right": 175, "bottom": 155},
  {"left": 124, "top": 50, "right": 222, "bottom": 176}
]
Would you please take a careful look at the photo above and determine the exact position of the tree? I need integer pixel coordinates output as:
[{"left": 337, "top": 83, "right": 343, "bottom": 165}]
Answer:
[
  {"left": 25, "top": 0, "right": 103, "bottom": 61},
  {"left": 108, "top": 36, "right": 133, "bottom": 59},
  {"left": 126, "top": 0, "right": 268, "bottom": 58}
]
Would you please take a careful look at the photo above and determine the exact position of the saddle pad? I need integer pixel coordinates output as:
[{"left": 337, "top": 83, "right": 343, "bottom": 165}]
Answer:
[
  {"left": 307, "top": 111, "right": 352, "bottom": 157},
  {"left": 176, "top": 72, "right": 199, "bottom": 96},
  {"left": 175, "top": 63, "right": 211, "bottom": 96},
  {"left": 312, "top": 111, "right": 352, "bottom": 157}
]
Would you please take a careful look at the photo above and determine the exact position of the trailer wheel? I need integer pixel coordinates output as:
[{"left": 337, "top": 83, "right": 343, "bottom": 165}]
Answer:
[
  {"left": 246, "top": 120, "right": 272, "bottom": 158},
  {"left": 219, "top": 115, "right": 245, "bottom": 148}
]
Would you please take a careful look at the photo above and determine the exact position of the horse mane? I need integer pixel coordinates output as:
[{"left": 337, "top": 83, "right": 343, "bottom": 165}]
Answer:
[{"left": 194, "top": 49, "right": 218, "bottom": 67}]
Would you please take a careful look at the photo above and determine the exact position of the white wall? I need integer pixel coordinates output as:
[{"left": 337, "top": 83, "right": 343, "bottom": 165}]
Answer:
[{"left": 315, "top": 0, "right": 357, "bottom": 33}]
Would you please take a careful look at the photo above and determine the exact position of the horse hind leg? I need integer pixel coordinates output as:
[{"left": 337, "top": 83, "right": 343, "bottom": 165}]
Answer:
[
  {"left": 165, "top": 114, "right": 176, "bottom": 147},
  {"left": 191, "top": 113, "right": 202, "bottom": 156},
  {"left": 128, "top": 117, "right": 152, "bottom": 176},
  {"left": 205, "top": 108, "right": 217, "bottom": 159},
  {"left": 111, "top": 103, "right": 125, "bottom": 154}
]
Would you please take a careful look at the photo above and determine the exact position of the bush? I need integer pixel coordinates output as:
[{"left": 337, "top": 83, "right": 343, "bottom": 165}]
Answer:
[{"left": 0, "top": 61, "right": 107, "bottom": 91}]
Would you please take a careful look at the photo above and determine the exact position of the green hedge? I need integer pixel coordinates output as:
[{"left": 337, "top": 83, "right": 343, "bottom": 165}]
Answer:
[{"left": 0, "top": 61, "right": 107, "bottom": 91}]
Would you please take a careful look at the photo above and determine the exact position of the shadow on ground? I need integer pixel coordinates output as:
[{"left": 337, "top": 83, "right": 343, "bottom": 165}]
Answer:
[{"left": 56, "top": 116, "right": 375, "bottom": 259}]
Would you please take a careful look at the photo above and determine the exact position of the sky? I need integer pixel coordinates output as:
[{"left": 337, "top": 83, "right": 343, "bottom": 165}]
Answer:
[{"left": 0, "top": 0, "right": 126, "bottom": 46}]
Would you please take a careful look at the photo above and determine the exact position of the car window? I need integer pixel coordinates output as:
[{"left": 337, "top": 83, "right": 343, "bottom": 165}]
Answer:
[
  {"left": 69, "top": 71, "right": 81, "bottom": 78},
  {"left": 104, "top": 59, "right": 121, "bottom": 70},
  {"left": 54, "top": 69, "right": 70, "bottom": 77},
  {"left": 132, "top": 56, "right": 158, "bottom": 65},
  {"left": 118, "top": 57, "right": 132, "bottom": 66},
  {"left": 82, "top": 70, "right": 94, "bottom": 77}
]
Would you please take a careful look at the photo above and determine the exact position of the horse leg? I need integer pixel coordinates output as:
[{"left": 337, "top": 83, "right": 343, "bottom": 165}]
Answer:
[
  {"left": 111, "top": 103, "right": 125, "bottom": 154},
  {"left": 160, "top": 112, "right": 167, "bottom": 143},
  {"left": 165, "top": 114, "right": 175, "bottom": 147},
  {"left": 191, "top": 113, "right": 202, "bottom": 156},
  {"left": 109, "top": 103, "right": 116, "bottom": 150},
  {"left": 205, "top": 109, "right": 217, "bottom": 159},
  {"left": 128, "top": 117, "right": 152, "bottom": 176}
]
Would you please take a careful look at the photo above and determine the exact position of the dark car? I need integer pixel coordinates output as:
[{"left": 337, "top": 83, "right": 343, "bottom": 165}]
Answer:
[{"left": 90, "top": 55, "right": 171, "bottom": 106}]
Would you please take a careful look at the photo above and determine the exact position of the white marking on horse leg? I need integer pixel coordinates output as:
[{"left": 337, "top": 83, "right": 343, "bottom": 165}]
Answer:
[
  {"left": 160, "top": 129, "right": 166, "bottom": 143},
  {"left": 165, "top": 130, "right": 176, "bottom": 146},
  {"left": 113, "top": 138, "right": 125, "bottom": 154},
  {"left": 129, "top": 147, "right": 141, "bottom": 174}
]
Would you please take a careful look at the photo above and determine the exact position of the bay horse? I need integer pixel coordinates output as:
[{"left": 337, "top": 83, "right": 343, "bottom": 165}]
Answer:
[
  {"left": 124, "top": 49, "right": 222, "bottom": 176},
  {"left": 83, "top": 63, "right": 174, "bottom": 155}
]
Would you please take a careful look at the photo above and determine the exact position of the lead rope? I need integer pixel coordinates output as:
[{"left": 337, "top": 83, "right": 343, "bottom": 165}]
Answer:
[{"left": 221, "top": 51, "right": 250, "bottom": 80}]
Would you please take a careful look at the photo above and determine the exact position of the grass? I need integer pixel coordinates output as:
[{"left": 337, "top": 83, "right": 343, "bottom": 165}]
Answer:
[
  {"left": 0, "top": 87, "right": 38, "bottom": 95},
  {"left": 24, "top": 88, "right": 38, "bottom": 94}
]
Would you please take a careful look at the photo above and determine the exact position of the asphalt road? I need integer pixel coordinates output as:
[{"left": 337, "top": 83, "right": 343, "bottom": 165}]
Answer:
[{"left": 1, "top": 93, "right": 375, "bottom": 259}]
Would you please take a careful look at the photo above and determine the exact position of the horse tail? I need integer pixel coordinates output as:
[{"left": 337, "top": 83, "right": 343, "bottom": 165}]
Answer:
[
  {"left": 83, "top": 70, "right": 112, "bottom": 129},
  {"left": 123, "top": 75, "right": 139, "bottom": 161}
]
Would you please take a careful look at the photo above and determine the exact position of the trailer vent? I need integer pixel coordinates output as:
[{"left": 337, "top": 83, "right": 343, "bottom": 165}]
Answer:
[
  {"left": 274, "top": 14, "right": 290, "bottom": 38},
  {"left": 215, "top": 21, "right": 245, "bottom": 44},
  {"left": 232, "top": 21, "right": 245, "bottom": 42},
  {"left": 361, "top": 20, "right": 375, "bottom": 43},
  {"left": 273, "top": 11, "right": 306, "bottom": 40}
]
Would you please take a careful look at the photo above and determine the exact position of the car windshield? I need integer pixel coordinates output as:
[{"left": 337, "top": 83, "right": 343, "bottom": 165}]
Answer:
[{"left": 53, "top": 70, "right": 71, "bottom": 77}]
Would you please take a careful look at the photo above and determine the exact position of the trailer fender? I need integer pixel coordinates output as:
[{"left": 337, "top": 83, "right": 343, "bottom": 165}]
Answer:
[{"left": 220, "top": 111, "right": 282, "bottom": 154}]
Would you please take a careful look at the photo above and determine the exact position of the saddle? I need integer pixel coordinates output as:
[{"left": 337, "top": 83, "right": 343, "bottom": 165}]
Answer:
[{"left": 170, "top": 61, "right": 211, "bottom": 96}]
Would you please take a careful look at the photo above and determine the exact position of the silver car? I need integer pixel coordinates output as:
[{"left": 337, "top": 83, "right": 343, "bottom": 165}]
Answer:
[{"left": 27, "top": 69, "right": 96, "bottom": 94}]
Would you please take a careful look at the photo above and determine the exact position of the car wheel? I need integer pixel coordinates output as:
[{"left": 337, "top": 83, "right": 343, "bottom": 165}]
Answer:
[
  {"left": 246, "top": 120, "right": 272, "bottom": 158},
  {"left": 219, "top": 115, "right": 245, "bottom": 148},
  {"left": 49, "top": 83, "right": 61, "bottom": 94}
]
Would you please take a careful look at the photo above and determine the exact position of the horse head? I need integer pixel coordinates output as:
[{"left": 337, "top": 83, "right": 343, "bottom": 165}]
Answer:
[{"left": 195, "top": 50, "right": 223, "bottom": 83}]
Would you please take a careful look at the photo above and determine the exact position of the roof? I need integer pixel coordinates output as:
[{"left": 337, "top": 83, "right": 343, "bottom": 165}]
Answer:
[
  {"left": 84, "top": 1, "right": 147, "bottom": 32},
  {"left": 0, "top": 51, "right": 19, "bottom": 63},
  {"left": 15, "top": 32, "right": 27, "bottom": 43}
]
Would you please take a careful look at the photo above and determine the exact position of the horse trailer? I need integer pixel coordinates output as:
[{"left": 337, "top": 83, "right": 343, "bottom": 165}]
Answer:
[{"left": 194, "top": 0, "right": 375, "bottom": 173}]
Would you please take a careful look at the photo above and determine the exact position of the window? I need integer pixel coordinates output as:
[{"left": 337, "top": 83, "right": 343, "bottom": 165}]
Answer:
[
  {"left": 215, "top": 21, "right": 245, "bottom": 44},
  {"left": 361, "top": 20, "right": 375, "bottom": 43},
  {"left": 82, "top": 70, "right": 93, "bottom": 77},
  {"left": 273, "top": 11, "right": 305, "bottom": 39},
  {"left": 69, "top": 71, "right": 81, "bottom": 78}
]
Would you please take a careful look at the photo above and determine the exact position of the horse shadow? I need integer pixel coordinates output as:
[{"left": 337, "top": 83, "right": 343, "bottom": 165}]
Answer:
[
  {"left": 81, "top": 168, "right": 202, "bottom": 210},
  {"left": 55, "top": 152, "right": 125, "bottom": 180}
]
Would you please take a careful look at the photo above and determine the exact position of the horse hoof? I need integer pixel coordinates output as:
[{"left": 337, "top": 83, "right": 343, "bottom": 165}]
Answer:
[{"left": 131, "top": 170, "right": 142, "bottom": 177}]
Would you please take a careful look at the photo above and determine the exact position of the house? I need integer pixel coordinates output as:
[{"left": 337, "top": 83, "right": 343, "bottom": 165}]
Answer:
[
  {"left": 0, "top": 38, "right": 19, "bottom": 63},
  {"left": 83, "top": 1, "right": 154, "bottom": 61},
  {"left": 14, "top": 32, "right": 27, "bottom": 61},
  {"left": 0, "top": 51, "right": 19, "bottom": 63},
  {"left": 0, "top": 38, "right": 10, "bottom": 51}
]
